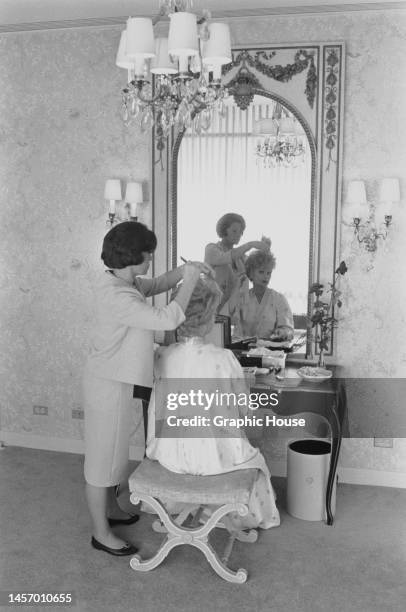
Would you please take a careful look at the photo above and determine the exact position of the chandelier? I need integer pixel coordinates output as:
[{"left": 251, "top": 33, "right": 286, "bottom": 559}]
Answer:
[
  {"left": 253, "top": 103, "right": 306, "bottom": 168},
  {"left": 116, "top": 0, "right": 232, "bottom": 140}
]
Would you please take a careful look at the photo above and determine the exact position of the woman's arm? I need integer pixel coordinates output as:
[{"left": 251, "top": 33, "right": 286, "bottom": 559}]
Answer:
[
  {"left": 274, "top": 294, "right": 294, "bottom": 340},
  {"left": 139, "top": 267, "right": 184, "bottom": 297}
]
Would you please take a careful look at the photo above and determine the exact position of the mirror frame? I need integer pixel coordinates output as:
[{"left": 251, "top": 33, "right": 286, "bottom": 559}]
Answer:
[{"left": 151, "top": 42, "right": 345, "bottom": 360}]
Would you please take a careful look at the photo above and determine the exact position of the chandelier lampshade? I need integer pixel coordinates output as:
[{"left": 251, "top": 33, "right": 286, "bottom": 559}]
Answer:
[
  {"left": 116, "top": 31, "right": 133, "bottom": 70},
  {"left": 118, "top": 3, "right": 231, "bottom": 144},
  {"left": 126, "top": 18, "right": 155, "bottom": 58},
  {"left": 150, "top": 37, "right": 177, "bottom": 74},
  {"left": 253, "top": 118, "right": 278, "bottom": 136},
  {"left": 202, "top": 23, "right": 232, "bottom": 66},
  {"left": 168, "top": 12, "right": 199, "bottom": 57},
  {"left": 253, "top": 104, "right": 306, "bottom": 168},
  {"left": 278, "top": 116, "right": 296, "bottom": 135}
]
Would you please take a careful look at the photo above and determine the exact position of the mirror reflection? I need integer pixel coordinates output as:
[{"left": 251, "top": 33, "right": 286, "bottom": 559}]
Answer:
[{"left": 176, "top": 95, "right": 312, "bottom": 344}]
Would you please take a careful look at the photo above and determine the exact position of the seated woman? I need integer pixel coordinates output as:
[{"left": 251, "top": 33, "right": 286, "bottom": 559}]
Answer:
[
  {"left": 235, "top": 250, "right": 294, "bottom": 341},
  {"left": 146, "top": 277, "right": 280, "bottom": 531}
]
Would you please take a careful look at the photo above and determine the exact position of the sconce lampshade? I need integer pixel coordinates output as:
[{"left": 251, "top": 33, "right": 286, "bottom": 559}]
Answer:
[
  {"left": 104, "top": 179, "right": 122, "bottom": 201},
  {"left": 168, "top": 12, "right": 199, "bottom": 57},
  {"left": 378, "top": 178, "right": 400, "bottom": 202},
  {"left": 344, "top": 180, "right": 368, "bottom": 222},
  {"left": 116, "top": 31, "right": 133, "bottom": 70},
  {"left": 346, "top": 180, "right": 367, "bottom": 205},
  {"left": 126, "top": 17, "right": 155, "bottom": 59},
  {"left": 150, "top": 37, "right": 177, "bottom": 75},
  {"left": 202, "top": 23, "right": 232, "bottom": 66},
  {"left": 125, "top": 182, "right": 143, "bottom": 203}
]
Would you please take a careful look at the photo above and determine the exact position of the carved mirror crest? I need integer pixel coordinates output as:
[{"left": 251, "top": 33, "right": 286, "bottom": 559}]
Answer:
[{"left": 151, "top": 43, "right": 345, "bottom": 360}]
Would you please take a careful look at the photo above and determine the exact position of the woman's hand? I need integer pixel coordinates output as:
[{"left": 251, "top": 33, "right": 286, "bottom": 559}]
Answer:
[
  {"left": 183, "top": 261, "right": 215, "bottom": 279},
  {"left": 270, "top": 327, "right": 294, "bottom": 341},
  {"left": 249, "top": 240, "right": 270, "bottom": 252}
]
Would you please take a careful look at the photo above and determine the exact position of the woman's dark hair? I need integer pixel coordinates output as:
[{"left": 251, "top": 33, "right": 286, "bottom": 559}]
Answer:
[
  {"left": 101, "top": 221, "right": 157, "bottom": 269},
  {"left": 216, "top": 213, "right": 246, "bottom": 238}
]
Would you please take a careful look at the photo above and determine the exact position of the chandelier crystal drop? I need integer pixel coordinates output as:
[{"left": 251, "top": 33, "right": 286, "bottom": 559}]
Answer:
[
  {"left": 253, "top": 103, "right": 306, "bottom": 168},
  {"left": 116, "top": 1, "right": 232, "bottom": 139}
]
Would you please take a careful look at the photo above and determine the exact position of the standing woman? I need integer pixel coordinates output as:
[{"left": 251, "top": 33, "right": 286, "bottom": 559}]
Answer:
[
  {"left": 204, "top": 213, "right": 270, "bottom": 322},
  {"left": 83, "top": 221, "right": 208, "bottom": 556}
]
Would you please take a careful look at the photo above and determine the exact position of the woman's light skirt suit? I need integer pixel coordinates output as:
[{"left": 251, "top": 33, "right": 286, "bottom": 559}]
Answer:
[{"left": 83, "top": 271, "right": 185, "bottom": 487}]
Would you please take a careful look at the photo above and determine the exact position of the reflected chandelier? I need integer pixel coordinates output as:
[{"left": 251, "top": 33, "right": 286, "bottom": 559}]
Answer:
[
  {"left": 253, "top": 103, "right": 306, "bottom": 168},
  {"left": 116, "top": 0, "right": 232, "bottom": 140}
]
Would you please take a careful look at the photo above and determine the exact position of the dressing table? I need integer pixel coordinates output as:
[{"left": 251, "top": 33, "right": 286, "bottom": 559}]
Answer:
[{"left": 248, "top": 364, "right": 347, "bottom": 525}]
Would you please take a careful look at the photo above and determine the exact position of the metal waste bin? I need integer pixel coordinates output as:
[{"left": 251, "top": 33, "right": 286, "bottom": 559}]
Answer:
[{"left": 287, "top": 439, "right": 336, "bottom": 521}]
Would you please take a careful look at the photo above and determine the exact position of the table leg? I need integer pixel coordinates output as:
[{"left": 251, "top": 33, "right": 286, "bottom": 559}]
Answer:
[{"left": 326, "top": 403, "right": 342, "bottom": 525}]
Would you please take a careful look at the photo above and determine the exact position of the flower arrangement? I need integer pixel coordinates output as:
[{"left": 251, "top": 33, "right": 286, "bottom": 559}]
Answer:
[{"left": 309, "top": 261, "right": 348, "bottom": 366}]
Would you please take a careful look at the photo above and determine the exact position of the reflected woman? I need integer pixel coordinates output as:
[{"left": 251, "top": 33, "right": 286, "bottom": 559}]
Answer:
[
  {"left": 235, "top": 250, "right": 294, "bottom": 340},
  {"left": 204, "top": 213, "right": 270, "bottom": 322}
]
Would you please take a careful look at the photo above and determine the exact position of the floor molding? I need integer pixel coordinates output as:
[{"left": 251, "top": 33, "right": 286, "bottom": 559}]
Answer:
[
  {"left": 256, "top": 459, "right": 406, "bottom": 488},
  {"left": 1, "top": 431, "right": 404, "bottom": 488},
  {"left": 0, "top": 431, "right": 144, "bottom": 461}
]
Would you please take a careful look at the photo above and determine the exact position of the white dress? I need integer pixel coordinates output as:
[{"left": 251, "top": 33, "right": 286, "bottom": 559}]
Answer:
[{"left": 146, "top": 338, "right": 280, "bottom": 530}]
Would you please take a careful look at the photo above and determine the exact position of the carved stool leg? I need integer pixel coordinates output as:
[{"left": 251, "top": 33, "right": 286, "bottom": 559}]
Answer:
[
  {"left": 129, "top": 493, "right": 250, "bottom": 582},
  {"left": 152, "top": 504, "right": 199, "bottom": 533}
]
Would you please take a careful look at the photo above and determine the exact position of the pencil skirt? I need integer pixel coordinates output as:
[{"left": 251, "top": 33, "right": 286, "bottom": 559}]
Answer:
[{"left": 83, "top": 370, "right": 139, "bottom": 487}]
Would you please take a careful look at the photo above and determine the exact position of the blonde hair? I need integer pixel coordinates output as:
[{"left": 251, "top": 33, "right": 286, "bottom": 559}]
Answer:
[
  {"left": 172, "top": 277, "right": 222, "bottom": 337},
  {"left": 245, "top": 250, "right": 276, "bottom": 281}
]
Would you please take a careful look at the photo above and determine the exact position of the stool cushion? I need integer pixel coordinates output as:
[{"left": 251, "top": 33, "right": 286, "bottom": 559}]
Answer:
[{"left": 129, "top": 459, "right": 257, "bottom": 505}]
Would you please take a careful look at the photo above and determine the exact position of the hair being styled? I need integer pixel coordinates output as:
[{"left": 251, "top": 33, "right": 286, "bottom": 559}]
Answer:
[
  {"left": 245, "top": 250, "right": 277, "bottom": 281},
  {"left": 173, "top": 277, "right": 222, "bottom": 338},
  {"left": 216, "top": 213, "right": 246, "bottom": 238},
  {"left": 101, "top": 221, "right": 157, "bottom": 269}
]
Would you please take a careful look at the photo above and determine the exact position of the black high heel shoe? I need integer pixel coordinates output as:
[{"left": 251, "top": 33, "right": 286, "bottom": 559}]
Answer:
[
  {"left": 108, "top": 514, "right": 140, "bottom": 527},
  {"left": 91, "top": 536, "right": 138, "bottom": 556}
]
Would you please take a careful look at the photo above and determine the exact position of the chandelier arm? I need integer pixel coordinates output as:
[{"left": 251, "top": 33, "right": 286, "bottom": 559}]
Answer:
[{"left": 131, "top": 79, "right": 168, "bottom": 106}]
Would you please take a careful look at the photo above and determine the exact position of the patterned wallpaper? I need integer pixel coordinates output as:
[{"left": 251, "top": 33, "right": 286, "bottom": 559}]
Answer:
[
  {"left": 0, "top": 10, "right": 405, "bottom": 475},
  {"left": 0, "top": 27, "right": 150, "bottom": 440}
]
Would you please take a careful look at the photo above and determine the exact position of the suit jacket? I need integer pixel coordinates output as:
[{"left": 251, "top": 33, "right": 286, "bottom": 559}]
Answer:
[{"left": 85, "top": 271, "right": 185, "bottom": 386}]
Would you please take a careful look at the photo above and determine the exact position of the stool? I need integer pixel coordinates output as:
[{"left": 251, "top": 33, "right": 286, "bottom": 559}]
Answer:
[{"left": 128, "top": 459, "right": 259, "bottom": 583}]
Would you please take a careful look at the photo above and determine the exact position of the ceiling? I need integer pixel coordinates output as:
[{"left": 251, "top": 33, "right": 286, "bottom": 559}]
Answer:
[{"left": 0, "top": 0, "right": 401, "bottom": 27}]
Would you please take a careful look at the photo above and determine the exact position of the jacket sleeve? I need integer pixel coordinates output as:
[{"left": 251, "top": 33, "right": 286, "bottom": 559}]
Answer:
[
  {"left": 111, "top": 287, "right": 185, "bottom": 331},
  {"left": 275, "top": 293, "right": 294, "bottom": 329},
  {"left": 139, "top": 272, "right": 180, "bottom": 297}
]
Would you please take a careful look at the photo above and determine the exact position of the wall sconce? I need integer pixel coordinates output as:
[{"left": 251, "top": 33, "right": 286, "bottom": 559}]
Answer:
[
  {"left": 104, "top": 179, "right": 144, "bottom": 227},
  {"left": 104, "top": 179, "right": 122, "bottom": 226},
  {"left": 343, "top": 178, "right": 400, "bottom": 252},
  {"left": 125, "top": 182, "right": 143, "bottom": 221}
]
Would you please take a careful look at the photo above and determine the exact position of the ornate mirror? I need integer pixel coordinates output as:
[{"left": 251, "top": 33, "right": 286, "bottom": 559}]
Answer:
[{"left": 152, "top": 43, "right": 345, "bottom": 360}]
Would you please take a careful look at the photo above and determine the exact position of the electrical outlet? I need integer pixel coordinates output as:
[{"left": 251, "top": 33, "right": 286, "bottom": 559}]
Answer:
[
  {"left": 33, "top": 405, "right": 48, "bottom": 416},
  {"left": 374, "top": 438, "right": 393, "bottom": 448},
  {"left": 72, "top": 409, "right": 84, "bottom": 420}
]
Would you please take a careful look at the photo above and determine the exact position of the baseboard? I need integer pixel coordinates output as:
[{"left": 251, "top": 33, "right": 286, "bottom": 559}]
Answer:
[
  {"left": 337, "top": 467, "right": 406, "bottom": 488},
  {"left": 1, "top": 431, "right": 404, "bottom": 488},
  {"left": 252, "top": 459, "right": 406, "bottom": 488},
  {"left": 0, "top": 431, "right": 145, "bottom": 461}
]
